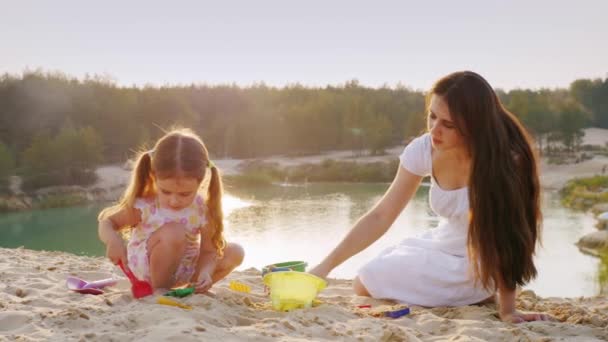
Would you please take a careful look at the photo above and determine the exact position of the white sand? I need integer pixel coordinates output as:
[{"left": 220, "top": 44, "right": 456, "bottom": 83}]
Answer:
[{"left": 1, "top": 247, "right": 607, "bottom": 341}]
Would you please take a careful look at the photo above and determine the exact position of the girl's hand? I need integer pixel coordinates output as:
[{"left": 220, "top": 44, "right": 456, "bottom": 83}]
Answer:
[
  {"left": 194, "top": 272, "right": 213, "bottom": 293},
  {"left": 106, "top": 235, "right": 128, "bottom": 266},
  {"left": 500, "top": 310, "right": 553, "bottom": 323}
]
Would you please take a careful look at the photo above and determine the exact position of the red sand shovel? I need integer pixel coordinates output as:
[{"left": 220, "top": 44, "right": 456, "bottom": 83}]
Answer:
[{"left": 118, "top": 260, "right": 153, "bottom": 299}]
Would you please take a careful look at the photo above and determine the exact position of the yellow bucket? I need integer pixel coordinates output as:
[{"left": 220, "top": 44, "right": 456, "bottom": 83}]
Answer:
[{"left": 263, "top": 271, "right": 327, "bottom": 311}]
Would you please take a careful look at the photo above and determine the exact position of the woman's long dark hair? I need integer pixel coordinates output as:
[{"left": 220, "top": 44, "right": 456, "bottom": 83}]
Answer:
[{"left": 431, "top": 71, "right": 542, "bottom": 291}]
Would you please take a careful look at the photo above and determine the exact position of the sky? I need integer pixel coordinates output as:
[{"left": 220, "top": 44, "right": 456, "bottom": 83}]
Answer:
[{"left": 1, "top": 0, "right": 606, "bottom": 91}]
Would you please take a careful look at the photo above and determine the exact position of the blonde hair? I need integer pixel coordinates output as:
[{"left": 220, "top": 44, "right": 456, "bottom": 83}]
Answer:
[{"left": 98, "top": 128, "right": 226, "bottom": 257}]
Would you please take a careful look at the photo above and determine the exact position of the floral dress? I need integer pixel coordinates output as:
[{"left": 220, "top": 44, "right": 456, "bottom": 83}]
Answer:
[{"left": 127, "top": 194, "right": 207, "bottom": 285}]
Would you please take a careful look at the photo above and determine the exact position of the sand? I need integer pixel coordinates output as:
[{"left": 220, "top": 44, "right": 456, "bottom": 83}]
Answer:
[{"left": 1, "top": 247, "right": 608, "bottom": 341}]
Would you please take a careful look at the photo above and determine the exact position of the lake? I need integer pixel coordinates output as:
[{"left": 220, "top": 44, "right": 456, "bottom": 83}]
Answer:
[{"left": 0, "top": 182, "right": 600, "bottom": 298}]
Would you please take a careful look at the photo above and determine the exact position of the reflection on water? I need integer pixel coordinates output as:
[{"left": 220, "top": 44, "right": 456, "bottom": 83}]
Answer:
[
  {"left": 226, "top": 183, "right": 599, "bottom": 297},
  {"left": 0, "top": 183, "right": 601, "bottom": 297},
  {"left": 223, "top": 195, "right": 253, "bottom": 217}
]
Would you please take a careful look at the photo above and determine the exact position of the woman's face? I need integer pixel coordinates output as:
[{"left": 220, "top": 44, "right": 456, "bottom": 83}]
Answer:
[{"left": 427, "top": 94, "right": 466, "bottom": 152}]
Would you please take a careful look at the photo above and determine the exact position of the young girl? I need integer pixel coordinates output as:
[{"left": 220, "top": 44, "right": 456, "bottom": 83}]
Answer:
[
  {"left": 98, "top": 128, "right": 244, "bottom": 293},
  {"left": 309, "top": 71, "right": 551, "bottom": 323}
]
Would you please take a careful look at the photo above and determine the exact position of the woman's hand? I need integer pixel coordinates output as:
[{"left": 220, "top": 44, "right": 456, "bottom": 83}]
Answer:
[
  {"left": 500, "top": 310, "right": 553, "bottom": 323},
  {"left": 308, "top": 263, "right": 332, "bottom": 280},
  {"left": 105, "top": 234, "right": 127, "bottom": 266},
  {"left": 193, "top": 272, "right": 213, "bottom": 293}
]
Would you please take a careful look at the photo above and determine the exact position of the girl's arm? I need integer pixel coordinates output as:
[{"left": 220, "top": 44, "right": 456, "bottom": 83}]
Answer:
[
  {"left": 191, "top": 222, "right": 219, "bottom": 292},
  {"left": 309, "top": 166, "right": 423, "bottom": 279},
  {"left": 98, "top": 207, "right": 141, "bottom": 265}
]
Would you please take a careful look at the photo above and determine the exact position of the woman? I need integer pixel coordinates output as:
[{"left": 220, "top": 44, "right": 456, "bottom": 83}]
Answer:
[{"left": 309, "top": 71, "right": 550, "bottom": 323}]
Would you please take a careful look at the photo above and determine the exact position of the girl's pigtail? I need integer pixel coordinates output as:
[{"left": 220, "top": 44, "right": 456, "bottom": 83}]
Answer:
[
  {"left": 98, "top": 151, "right": 154, "bottom": 221},
  {"left": 207, "top": 165, "right": 226, "bottom": 257}
]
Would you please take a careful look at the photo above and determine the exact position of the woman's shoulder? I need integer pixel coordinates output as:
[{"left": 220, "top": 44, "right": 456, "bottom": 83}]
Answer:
[
  {"left": 409, "top": 133, "right": 431, "bottom": 148},
  {"left": 404, "top": 133, "right": 432, "bottom": 156},
  {"left": 399, "top": 133, "right": 432, "bottom": 176}
]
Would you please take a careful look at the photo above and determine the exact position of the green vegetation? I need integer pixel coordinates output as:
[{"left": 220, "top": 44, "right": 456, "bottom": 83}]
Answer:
[
  {"left": 1, "top": 71, "right": 607, "bottom": 192},
  {"left": 0, "top": 142, "right": 15, "bottom": 191},
  {"left": 560, "top": 176, "right": 608, "bottom": 210},
  {"left": 225, "top": 159, "right": 399, "bottom": 186},
  {"left": 287, "top": 159, "right": 399, "bottom": 183},
  {"left": 19, "top": 125, "right": 103, "bottom": 190},
  {"left": 37, "top": 193, "right": 90, "bottom": 209}
]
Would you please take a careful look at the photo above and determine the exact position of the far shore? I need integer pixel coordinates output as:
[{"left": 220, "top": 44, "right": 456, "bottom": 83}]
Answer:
[
  {"left": 2, "top": 128, "right": 607, "bottom": 212},
  {"left": 94, "top": 128, "right": 608, "bottom": 192}
]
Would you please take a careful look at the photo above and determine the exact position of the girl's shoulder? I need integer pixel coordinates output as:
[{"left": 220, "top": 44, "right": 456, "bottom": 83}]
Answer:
[
  {"left": 134, "top": 196, "right": 157, "bottom": 210},
  {"left": 193, "top": 193, "right": 207, "bottom": 217},
  {"left": 132, "top": 196, "right": 159, "bottom": 220}
]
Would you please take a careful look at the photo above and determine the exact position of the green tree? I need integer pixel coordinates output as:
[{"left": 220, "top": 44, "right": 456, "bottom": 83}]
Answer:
[
  {"left": 0, "top": 142, "right": 15, "bottom": 191},
  {"left": 365, "top": 115, "right": 393, "bottom": 155},
  {"left": 54, "top": 125, "right": 103, "bottom": 180},
  {"left": 505, "top": 89, "right": 557, "bottom": 153},
  {"left": 571, "top": 78, "right": 608, "bottom": 128},
  {"left": 21, "top": 134, "right": 60, "bottom": 189},
  {"left": 555, "top": 102, "right": 588, "bottom": 152}
]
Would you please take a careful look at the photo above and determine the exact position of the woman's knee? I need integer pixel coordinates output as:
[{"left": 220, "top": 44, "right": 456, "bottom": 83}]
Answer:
[{"left": 353, "top": 276, "right": 371, "bottom": 296}]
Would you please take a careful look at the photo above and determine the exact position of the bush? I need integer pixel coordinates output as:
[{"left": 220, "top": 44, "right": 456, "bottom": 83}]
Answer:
[
  {"left": 0, "top": 142, "right": 16, "bottom": 191},
  {"left": 20, "top": 126, "right": 102, "bottom": 190},
  {"left": 225, "top": 159, "right": 399, "bottom": 185},
  {"left": 560, "top": 176, "right": 608, "bottom": 210},
  {"left": 37, "top": 193, "right": 89, "bottom": 209},
  {"left": 286, "top": 159, "right": 398, "bottom": 183}
]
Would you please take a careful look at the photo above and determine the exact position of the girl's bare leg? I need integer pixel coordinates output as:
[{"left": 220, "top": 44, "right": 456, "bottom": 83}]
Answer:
[
  {"left": 211, "top": 242, "right": 245, "bottom": 283},
  {"left": 147, "top": 223, "right": 187, "bottom": 288}
]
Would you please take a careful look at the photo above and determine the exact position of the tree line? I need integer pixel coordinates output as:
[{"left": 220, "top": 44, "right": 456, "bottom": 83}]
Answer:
[{"left": 0, "top": 71, "right": 606, "bottom": 191}]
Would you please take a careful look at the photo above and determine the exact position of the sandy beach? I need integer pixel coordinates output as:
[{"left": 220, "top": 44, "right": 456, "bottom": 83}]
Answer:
[
  {"left": 1, "top": 247, "right": 608, "bottom": 341},
  {"left": 3, "top": 128, "right": 608, "bottom": 341}
]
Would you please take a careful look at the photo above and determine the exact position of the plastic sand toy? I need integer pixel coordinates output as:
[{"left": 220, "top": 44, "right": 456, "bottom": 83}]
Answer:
[
  {"left": 384, "top": 307, "right": 410, "bottom": 318},
  {"left": 263, "top": 271, "right": 326, "bottom": 311},
  {"left": 157, "top": 296, "right": 193, "bottom": 310},
  {"left": 164, "top": 287, "right": 195, "bottom": 298},
  {"left": 118, "top": 260, "right": 153, "bottom": 299},
  {"left": 261, "top": 261, "right": 308, "bottom": 276},
  {"left": 229, "top": 281, "right": 251, "bottom": 293},
  {"left": 66, "top": 276, "right": 117, "bottom": 295},
  {"left": 361, "top": 304, "right": 411, "bottom": 319}
]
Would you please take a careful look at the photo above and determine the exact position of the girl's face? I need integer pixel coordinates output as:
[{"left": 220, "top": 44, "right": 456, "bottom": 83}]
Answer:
[
  {"left": 155, "top": 176, "right": 200, "bottom": 211},
  {"left": 427, "top": 94, "right": 466, "bottom": 152}
]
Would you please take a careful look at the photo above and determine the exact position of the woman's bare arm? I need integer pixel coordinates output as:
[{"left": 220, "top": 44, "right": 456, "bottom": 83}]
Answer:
[{"left": 309, "top": 166, "right": 423, "bottom": 278}]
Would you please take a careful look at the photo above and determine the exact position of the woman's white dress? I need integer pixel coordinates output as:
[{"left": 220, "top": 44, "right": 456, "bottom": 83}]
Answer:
[{"left": 358, "top": 133, "right": 493, "bottom": 306}]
